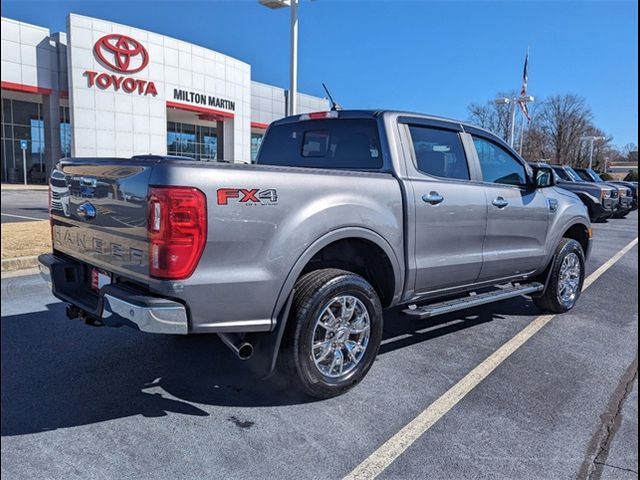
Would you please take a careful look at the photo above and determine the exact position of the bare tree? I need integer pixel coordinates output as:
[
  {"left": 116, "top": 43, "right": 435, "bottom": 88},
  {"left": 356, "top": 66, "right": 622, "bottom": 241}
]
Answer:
[
  {"left": 574, "top": 126, "right": 614, "bottom": 170},
  {"left": 467, "top": 90, "right": 517, "bottom": 142},
  {"left": 468, "top": 92, "right": 624, "bottom": 170},
  {"left": 536, "top": 94, "right": 594, "bottom": 166},
  {"left": 622, "top": 143, "right": 639, "bottom": 162}
]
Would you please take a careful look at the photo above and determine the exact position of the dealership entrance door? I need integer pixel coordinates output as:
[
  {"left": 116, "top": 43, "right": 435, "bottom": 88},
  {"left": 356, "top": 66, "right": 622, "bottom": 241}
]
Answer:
[{"left": 166, "top": 107, "right": 224, "bottom": 161}]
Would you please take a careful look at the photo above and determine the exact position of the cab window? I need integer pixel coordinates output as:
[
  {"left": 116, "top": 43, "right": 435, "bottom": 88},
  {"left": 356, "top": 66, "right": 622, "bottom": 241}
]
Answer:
[
  {"left": 472, "top": 136, "right": 527, "bottom": 186},
  {"left": 257, "top": 119, "right": 382, "bottom": 170},
  {"left": 553, "top": 167, "right": 571, "bottom": 181}
]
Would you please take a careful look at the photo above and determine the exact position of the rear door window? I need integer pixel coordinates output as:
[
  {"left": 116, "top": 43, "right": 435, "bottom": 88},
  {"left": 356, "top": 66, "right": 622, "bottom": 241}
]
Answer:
[
  {"left": 408, "top": 126, "right": 470, "bottom": 180},
  {"left": 257, "top": 119, "right": 382, "bottom": 170}
]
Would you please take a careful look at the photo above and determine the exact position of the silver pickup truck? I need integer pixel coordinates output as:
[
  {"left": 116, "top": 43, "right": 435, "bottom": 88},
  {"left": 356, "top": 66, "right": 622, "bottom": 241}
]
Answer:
[{"left": 39, "top": 110, "right": 592, "bottom": 398}]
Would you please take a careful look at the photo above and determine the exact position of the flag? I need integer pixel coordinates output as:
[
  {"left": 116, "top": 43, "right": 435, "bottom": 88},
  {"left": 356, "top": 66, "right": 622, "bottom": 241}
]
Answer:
[{"left": 518, "top": 50, "right": 531, "bottom": 122}]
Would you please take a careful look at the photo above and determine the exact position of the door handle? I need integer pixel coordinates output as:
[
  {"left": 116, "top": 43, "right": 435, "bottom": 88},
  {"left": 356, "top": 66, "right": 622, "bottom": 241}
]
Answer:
[
  {"left": 422, "top": 192, "right": 444, "bottom": 205},
  {"left": 492, "top": 196, "right": 509, "bottom": 209}
]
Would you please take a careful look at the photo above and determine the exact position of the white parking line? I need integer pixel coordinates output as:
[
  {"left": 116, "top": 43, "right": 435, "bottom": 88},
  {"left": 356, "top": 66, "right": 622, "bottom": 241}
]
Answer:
[
  {"left": 1, "top": 213, "right": 46, "bottom": 221},
  {"left": 345, "top": 237, "right": 639, "bottom": 480}
]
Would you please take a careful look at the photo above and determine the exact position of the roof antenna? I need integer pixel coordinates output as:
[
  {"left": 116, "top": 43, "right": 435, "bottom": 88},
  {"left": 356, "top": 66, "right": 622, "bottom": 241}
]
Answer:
[{"left": 322, "top": 83, "right": 342, "bottom": 111}]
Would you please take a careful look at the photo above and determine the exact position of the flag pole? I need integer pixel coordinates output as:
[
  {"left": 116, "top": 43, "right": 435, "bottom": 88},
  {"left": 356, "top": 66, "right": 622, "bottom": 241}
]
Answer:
[
  {"left": 518, "top": 46, "right": 530, "bottom": 156},
  {"left": 519, "top": 115, "right": 525, "bottom": 155}
]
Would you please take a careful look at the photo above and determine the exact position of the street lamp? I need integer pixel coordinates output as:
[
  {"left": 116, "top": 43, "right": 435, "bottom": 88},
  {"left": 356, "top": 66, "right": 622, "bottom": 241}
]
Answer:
[
  {"left": 580, "top": 136, "right": 605, "bottom": 169},
  {"left": 259, "top": 0, "right": 299, "bottom": 116},
  {"left": 494, "top": 95, "right": 535, "bottom": 148}
]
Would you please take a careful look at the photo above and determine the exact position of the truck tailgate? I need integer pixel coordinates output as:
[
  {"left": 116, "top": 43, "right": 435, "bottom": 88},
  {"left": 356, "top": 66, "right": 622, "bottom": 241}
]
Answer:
[{"left": 50, "top": 160, "right": 153, "bottom": 283}]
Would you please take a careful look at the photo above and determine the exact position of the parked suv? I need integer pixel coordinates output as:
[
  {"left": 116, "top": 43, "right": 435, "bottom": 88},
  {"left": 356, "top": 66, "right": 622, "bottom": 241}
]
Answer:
[
  {"left": 40, "top": 110, "right": 592, "bottom": 398},
  {"left": 573, "top": 167, "right": 636, "bottom": 218},
  {"left": 550, "top": 165, "right": 616, "bottom": 222}
]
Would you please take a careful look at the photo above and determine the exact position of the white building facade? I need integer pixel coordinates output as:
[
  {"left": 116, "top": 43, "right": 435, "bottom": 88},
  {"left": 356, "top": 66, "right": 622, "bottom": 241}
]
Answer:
[{"left": 1, "top": 14, "right": 328, "bottom": 183}]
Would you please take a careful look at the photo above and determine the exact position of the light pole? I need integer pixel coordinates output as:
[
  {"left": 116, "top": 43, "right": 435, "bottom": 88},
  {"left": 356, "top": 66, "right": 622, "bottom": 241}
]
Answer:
[
  {"left": 579, "top": 136, "right": 605, "bottom": 170},
  {"left": 259, "top": 0, "right": 299, "bottom": 116},
  {"left": 494, "top": 95, "right": 534, "bottom": 148}
]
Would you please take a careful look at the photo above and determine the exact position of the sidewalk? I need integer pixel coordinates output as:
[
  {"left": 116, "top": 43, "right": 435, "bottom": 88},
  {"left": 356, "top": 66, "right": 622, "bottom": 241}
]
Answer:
[{"left": 1, "top": 183, "right": 48, "bottom": 191}]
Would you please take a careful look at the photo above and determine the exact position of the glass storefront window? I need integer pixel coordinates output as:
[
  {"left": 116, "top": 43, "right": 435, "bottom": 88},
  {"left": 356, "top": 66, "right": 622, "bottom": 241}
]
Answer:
[
  {"left": 251, "top": 132, "right": 264, "bottom": 162},
  {"left": 1, "top": 98, "right": 45, "bottom": 183},
  {"left": 60, "top": 106, "right": 71, "bottom": 158},
  {"left": 167, "top": 121, "right": 218, "bottom": 161},
  {"left": 202, "top": 135, "right": 217, "bottom": 160},
  {"left": 31, "top": 119, "right": 45, "bottom": 155}
]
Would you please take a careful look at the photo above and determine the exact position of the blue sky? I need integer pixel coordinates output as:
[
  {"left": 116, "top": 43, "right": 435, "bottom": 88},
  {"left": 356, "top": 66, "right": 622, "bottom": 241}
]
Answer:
[{"left": 2, "top": 0, "right": 638, "bottom": 147}]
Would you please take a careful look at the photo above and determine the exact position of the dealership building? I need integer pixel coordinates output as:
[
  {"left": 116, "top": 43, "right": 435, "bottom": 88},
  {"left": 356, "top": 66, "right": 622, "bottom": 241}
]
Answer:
[{"left": 0, "top": 14, "right": 328, "bottom": 183}]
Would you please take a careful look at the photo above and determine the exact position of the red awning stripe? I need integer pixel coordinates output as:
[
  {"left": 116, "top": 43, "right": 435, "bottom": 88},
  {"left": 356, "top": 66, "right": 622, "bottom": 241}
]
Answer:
[
  {"left": 166, "top": 101, "right": 234, "bottom": 119},
  {"left": 1, "top": 81, "right": 52, "bottom": 95}
]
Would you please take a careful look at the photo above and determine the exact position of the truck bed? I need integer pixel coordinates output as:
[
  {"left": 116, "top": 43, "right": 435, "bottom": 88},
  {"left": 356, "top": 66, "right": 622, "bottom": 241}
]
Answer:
[{"left": 50, "top": 157, "right": 405, "bottom": 332}]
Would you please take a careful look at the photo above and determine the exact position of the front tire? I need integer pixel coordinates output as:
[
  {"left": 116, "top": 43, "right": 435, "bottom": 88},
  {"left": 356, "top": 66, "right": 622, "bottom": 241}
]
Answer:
[
  {"left": 534, "top": 239, "right": 585, "bottom": 314},
  {"left": 281, "top": 269, "right": 383, "bottom": 399}
]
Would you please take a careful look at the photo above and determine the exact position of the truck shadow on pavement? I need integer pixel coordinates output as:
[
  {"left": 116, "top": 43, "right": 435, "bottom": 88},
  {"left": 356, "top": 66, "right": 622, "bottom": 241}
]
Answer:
[{"left": 1, "top": 298, "right": 539, "bottom": 437}]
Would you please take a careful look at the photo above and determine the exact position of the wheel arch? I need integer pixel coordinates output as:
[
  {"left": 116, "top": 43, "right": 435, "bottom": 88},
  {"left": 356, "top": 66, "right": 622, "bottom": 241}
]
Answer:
[
  {"left": 562, "top": 222, "right": 591, "bottom": 256},
  {"left": 271, "top": 227, "right": 403, "bottom": 321}
]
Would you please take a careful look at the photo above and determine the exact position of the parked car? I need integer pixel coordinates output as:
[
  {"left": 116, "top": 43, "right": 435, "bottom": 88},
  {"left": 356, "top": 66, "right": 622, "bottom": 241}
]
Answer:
[
  {"left": 573, "top": 167, "right": 637, "bottom": 217},
  {"left": 39, "top": 110, "right": 592, "bottom": 398},
  {"left": 549, "top": 165, "right": 617, "bottom": 222}
]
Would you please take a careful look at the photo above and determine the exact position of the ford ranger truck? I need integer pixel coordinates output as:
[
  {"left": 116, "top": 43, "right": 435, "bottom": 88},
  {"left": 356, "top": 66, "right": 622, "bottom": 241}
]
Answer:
[
  {"left": 551, "top": 165, "right": 617, "bottom": 222},
  {"left": 39, "top": 110, "right": 592, "bottom": 398}
]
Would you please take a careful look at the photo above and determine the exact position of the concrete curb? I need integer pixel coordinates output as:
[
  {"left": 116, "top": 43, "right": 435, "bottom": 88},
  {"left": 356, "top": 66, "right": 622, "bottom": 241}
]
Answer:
[
  {"left": 1, "top": 184, "right": 48, "bottom": 191},
  {"left": 1, "top": 255, "right": 40, "bottom": 272},
  {"left": 1, "top": 267, "right": 41, "bottom": 279}
]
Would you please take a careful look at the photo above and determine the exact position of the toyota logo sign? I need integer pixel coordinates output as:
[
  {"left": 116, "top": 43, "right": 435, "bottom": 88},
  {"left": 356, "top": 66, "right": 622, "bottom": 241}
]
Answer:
[{"left": 94, "top": 34, "right": 149, "bottom": 74}]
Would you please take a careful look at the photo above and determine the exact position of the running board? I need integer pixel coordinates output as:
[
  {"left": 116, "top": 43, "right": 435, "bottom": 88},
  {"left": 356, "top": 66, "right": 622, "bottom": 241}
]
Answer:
[{"left": 402, "top": 282, "right": 544, "bottom": 319}]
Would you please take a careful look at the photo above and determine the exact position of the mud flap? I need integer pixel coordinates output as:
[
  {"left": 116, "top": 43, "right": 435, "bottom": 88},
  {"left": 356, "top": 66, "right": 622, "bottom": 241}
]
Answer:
[
  {"left": 530, "top": 254, "right": 557, "bottom": 299},
  {"left": 244, "top": 289, "right": 295, "bottom": 379}
]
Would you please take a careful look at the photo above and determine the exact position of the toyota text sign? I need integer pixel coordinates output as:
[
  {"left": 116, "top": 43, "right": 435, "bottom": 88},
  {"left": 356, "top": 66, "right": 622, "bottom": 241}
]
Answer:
[{"left": 83, "top": 34, "right": 158, "bottom": 96}]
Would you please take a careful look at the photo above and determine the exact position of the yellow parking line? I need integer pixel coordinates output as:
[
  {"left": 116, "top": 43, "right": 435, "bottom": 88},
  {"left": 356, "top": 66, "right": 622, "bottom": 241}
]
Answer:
[{"left": 344, "top": 237, "right": 639, "bottom": 480}]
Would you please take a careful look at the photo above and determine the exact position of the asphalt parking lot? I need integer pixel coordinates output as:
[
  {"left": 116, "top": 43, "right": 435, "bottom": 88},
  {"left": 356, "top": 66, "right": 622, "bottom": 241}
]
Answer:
[
  {"left": 0, "top": 189, "right": 49, "bottom": 223},
  {"left": 1, "top": 211, "right": 637, "bottom": 479}
]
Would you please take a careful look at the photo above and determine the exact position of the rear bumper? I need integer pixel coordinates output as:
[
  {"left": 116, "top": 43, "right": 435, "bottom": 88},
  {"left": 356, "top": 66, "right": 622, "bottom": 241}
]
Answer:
[{"left": 38, "top": 253, "right": 188, "bottom": 334}]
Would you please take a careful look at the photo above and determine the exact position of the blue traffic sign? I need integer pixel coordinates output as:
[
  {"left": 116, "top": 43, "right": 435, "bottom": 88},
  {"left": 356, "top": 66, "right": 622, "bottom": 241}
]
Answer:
[{"left": 19, "top": 140, "right": 28, "bottom": 150}]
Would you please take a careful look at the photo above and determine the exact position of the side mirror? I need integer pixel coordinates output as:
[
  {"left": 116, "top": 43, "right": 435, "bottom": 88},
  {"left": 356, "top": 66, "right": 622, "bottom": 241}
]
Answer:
[{"left": 532, "top": 166, "right": 556, "bottom": 188}]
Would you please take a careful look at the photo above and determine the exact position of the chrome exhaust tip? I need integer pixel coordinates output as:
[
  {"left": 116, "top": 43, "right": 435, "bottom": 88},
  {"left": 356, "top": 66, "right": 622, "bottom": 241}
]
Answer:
[{"left": 218, "top": 333, "right": 254, "bottom": 360}]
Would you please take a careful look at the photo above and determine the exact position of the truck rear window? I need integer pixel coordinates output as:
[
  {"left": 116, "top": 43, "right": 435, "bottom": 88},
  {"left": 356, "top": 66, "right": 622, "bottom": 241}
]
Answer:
[{"left": 256, "top": 119, "right": 383, "bottom": 170}]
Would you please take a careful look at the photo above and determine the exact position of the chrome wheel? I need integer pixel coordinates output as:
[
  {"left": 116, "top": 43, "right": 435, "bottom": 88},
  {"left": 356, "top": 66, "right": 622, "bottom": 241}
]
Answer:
[
  {"left": 558, "top": 252, "right": 581, "bottom": 306},
  {"left": 311, "top": 295, "right": 371, "bottom": 378}
]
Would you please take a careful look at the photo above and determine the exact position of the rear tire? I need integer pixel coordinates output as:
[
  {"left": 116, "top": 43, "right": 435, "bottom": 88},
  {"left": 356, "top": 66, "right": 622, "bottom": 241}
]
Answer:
[
  {"left": 281, "top": 269, "right": 383, "bottom": 399},
  {"left": 534, "top": 239, "right": 585, "bottom": 314}
]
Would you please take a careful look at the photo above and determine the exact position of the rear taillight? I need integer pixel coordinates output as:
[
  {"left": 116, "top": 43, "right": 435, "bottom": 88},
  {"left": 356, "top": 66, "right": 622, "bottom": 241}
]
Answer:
[{"left": 147, "top": 186, "right": 207, "bottom": 280}]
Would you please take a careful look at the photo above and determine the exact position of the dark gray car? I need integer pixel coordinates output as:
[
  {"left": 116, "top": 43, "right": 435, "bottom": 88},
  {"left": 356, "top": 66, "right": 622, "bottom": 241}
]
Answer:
[
  {"left": 573, "top": 167, "right": 636, "bottom": 217},
  {"left": 39, "top": 110, "right": 593, "bottom": 398},
  {"left": 549, "top": 165, "right": 617, "bottom": 222}
]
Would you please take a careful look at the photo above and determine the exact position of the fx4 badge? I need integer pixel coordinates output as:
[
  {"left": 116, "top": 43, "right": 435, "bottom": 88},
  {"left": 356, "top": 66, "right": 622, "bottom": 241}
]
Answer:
[{"left": 217, "top": 188, "right": 278, "bottom": 205}]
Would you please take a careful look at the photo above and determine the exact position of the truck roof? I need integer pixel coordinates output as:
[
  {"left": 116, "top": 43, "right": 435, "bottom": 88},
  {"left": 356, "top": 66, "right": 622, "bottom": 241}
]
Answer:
[{"left": 271, "top": 109, "right": 501, "bottom": 141}]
